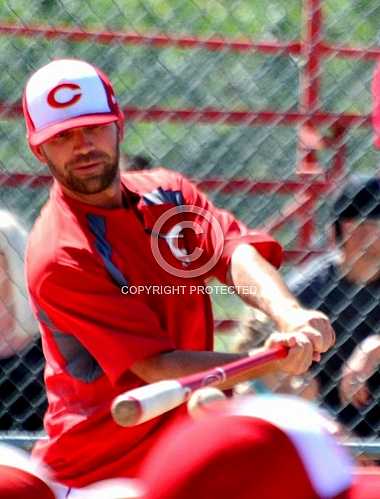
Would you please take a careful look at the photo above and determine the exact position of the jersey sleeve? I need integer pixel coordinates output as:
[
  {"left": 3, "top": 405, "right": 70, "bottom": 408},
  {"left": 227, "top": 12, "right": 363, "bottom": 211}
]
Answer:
[
  {"left": 178, "top": 174, "right": 283, "bottom": 283},
  {"left": 31, "top": 259, "right": 175, "bottom": 387}
]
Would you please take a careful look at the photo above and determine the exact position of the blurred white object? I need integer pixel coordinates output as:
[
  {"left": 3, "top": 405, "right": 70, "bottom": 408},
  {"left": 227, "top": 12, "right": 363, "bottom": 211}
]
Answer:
[
  {"left": 66, "top": 478, "right": 145, "bottom": 498},
  {"left": 187, "top": 387, "right": 227, "bottom": 419},
  {"left": 0, "top": 210, "right": 38, "bottom": 358}
]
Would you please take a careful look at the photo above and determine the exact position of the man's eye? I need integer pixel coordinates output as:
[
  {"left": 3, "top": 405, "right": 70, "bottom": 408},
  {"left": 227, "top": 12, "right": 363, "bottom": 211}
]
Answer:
[
  {"left": 87, "top": 124, "right": 103, "bottom": 132},
  {"left": 52, "top": 130, "right": 71, "bottom": 141}
]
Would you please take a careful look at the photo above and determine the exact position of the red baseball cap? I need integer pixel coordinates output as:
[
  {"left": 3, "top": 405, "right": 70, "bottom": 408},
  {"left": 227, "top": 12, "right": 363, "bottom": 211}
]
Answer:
[
  {"left": 141, "top": 395, "right": 380, "bottom": 499},
  {"left": 0, "top": 465, "right": 55, "bottom": 499},
  {"left": 23, "top": 59, "right": 124, "bottom": 157},
  {"left": 372, "top": 60, "right": 380, "bottom": 148},
  {"left": 0, "top": 444, "right": 55, "bottom": 498}
]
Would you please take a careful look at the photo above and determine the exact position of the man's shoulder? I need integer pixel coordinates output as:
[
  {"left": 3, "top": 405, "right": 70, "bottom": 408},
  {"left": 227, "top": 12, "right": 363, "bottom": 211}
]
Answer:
[
  {"left": 286, "top": 251, "right": 340, "bottom": 295},
  {"left": 29, "top": 192, "right": 90, "bottom": 246},
  {"left": 27, "top": 199, "right": 94, "bottom": 280},
  {"left": 122, "top": 167, "right": 189, "bottom": 197}
]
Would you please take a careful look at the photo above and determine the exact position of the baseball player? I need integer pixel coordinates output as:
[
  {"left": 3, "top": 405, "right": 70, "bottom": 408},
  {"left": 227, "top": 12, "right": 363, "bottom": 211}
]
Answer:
[{"left": 22, "top": 59, "right": 335, "bottom": 487}]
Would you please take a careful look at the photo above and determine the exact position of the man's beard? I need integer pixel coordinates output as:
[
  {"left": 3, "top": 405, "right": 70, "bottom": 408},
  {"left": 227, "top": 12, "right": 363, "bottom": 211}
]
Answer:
[{"left": 46, "top": 149, "right": 120, "bottom": 195}]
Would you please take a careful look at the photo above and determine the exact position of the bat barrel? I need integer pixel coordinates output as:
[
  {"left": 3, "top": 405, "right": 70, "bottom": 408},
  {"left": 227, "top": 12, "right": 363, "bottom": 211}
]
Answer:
[
  {"left": 111, "top": 397, "right": 142, "bottom": 427},
  {"left": 111, "top": 380, "right": 187, "bottom": 427}
]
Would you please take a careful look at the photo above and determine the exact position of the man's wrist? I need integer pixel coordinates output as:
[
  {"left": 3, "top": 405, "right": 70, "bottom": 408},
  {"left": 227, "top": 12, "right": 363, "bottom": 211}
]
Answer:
[{"left": 271, "top": 300, "right": 303, "bottom": 331}]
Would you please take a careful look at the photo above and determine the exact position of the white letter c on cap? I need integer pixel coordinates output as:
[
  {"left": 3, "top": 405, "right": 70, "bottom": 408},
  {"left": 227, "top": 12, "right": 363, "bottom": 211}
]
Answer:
[{"left": 47, "top": 83, "right": 82, "bottom": 108}]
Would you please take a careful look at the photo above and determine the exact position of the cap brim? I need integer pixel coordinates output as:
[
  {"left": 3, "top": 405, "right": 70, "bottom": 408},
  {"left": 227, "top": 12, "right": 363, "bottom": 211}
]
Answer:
[
  {"left": 29, "top": 114, "right": 119, "bottom": 146},
  {"left": 346, "top": 467, "right": 380, "bottom": 498}
]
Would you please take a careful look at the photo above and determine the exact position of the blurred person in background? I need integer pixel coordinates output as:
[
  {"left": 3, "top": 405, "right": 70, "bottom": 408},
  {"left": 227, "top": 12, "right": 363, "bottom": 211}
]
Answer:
[
  {"left": 286, "top": 176, "right": 380, "bottom": 437},
  {"left": 0, "top": 210, "right": 46, "bottom": 431}
]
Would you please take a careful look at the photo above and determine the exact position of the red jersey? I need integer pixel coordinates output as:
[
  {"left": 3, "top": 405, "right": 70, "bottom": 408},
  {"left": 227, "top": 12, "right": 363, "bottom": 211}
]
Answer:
[{"left": 26, "top": 168, "right": 282, "bottom": 487}]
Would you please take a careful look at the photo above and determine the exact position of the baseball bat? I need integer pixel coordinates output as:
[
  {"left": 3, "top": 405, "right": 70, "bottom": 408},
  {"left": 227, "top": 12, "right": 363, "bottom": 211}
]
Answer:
[{"left": 111, "top": 345, "right": 288, "bottom": 427}]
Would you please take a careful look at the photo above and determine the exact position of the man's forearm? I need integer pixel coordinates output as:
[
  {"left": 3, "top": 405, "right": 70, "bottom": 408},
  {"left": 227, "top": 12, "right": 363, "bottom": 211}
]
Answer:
[
  {"left": 227, "top": 244, "right": 302, "bottom": 330},
  {"left": 131, "top": 349, "right": 283, "bottom": 389}
]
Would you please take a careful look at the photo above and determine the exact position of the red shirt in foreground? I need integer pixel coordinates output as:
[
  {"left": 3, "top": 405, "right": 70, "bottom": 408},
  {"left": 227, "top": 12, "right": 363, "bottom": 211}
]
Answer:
[{"left": 26, "top": 167, "right": 282, "bottom": 487}]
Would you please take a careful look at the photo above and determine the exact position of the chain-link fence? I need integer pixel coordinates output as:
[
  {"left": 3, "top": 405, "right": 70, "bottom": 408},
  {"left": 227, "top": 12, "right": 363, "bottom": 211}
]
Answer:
[{"left": 0, "top": 0, "right": 380, "bottom": 455}]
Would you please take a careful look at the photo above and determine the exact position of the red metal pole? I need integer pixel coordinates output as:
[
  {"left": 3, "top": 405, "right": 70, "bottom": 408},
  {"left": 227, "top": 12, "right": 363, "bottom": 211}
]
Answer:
[
  {"left": 1, "top": 23, "right": 380, "bottom": 61},
  {"left": 325, "top": 124, "right": 347, "bottom": 184},
  {"left": 297, "top": 189, "right": 318, "bottom": 247},
  {"left": 264, "top": 192, "right": 316, "bottom": 233},
  {"left": 296, "top": 0, "right": 324, "bottom": 248},
  {"left": 0, "top": 172, "right": 331, "bottom": 194},
  {"left": 0, "top": 101, "right": 370, "bottom": 128},
  {"left": 302, "top": 0, "right": 323, "bottom": 114},
  {"left": 0, "top": 23, "right": 301, "bottom": 55},
  {"left": 298, "top": 0, "right": 324, "bottom": 176},
  {"left": 325, "top": 124, "right": 348, "bottom": 249}
]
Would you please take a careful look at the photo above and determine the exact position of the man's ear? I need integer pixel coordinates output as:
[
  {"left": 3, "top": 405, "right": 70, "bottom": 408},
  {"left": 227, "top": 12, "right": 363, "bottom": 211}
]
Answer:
[{"left": 117, "top": 120, "right": 125, "bottom": 141}]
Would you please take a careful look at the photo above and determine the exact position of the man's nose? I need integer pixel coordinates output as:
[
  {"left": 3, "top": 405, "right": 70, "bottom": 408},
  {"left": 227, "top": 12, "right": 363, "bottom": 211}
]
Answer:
[{"left": 73, "top": 127, "right": 94, "bottom": 153}]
